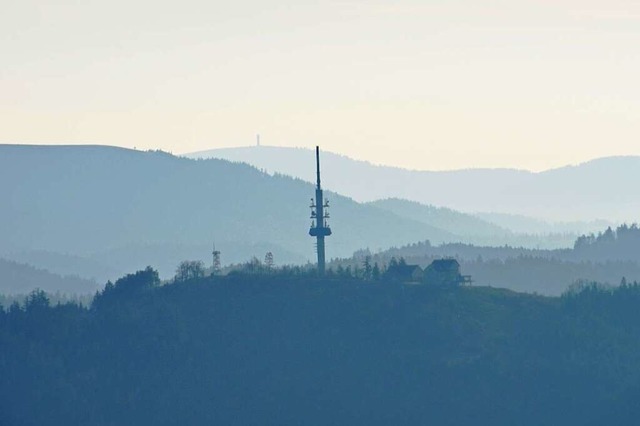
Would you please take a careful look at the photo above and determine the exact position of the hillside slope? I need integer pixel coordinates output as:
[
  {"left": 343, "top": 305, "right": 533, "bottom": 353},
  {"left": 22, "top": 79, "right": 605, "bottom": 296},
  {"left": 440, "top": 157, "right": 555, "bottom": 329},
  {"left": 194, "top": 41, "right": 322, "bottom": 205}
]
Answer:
[
  {"left": 336, "top": 227, "right": 640, "bottom": 295},
  {"left": 369, "top": 198, "right": 509, "bottom": 236},
  {"left": 0, "top": 144, "right": 457, "bottom": 279},
  {"left": 369, "top": 198, "right": 592, "bottom": 248},
  {"left": 187, "top": 145, "right": 639, "bottom": 222},
  {"left": 0, "top": 258, "right": 99, "bottom": 295}
]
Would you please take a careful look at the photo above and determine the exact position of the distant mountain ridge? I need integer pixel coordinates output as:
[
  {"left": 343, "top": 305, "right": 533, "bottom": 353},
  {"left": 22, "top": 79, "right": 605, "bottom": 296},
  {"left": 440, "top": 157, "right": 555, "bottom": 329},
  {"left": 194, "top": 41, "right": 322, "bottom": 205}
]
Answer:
[
  {"left": 186, "top": 146, "right": 639, "bottom": 223},
  {"left": 0, "top": 144, "right": 464, "bottom": 284},
  {"left": 369, "top": 198, "right": 511, "bottom": 238},
  {"left": 0, "top": 257, "right": 99, "bottom": 295},
  {"left": 475, "top": 212, "right": 612, "bottom": 235},
  {"left": 367, "top": 198, "right": 583, "bottom": 248},
  {"left": 1, "top": 143, "right": 624, "bottom": 293}
]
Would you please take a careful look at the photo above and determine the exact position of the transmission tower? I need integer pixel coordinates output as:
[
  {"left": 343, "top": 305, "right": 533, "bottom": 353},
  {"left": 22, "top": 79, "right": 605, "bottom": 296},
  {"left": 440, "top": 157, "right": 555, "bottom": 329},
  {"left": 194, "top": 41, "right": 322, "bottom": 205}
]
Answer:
[
  {"left": 309, "top": 146, "right": 332, "bottom": 275},
  {"left": 212, "top": 243, "right": 221, "bottom": 275}
]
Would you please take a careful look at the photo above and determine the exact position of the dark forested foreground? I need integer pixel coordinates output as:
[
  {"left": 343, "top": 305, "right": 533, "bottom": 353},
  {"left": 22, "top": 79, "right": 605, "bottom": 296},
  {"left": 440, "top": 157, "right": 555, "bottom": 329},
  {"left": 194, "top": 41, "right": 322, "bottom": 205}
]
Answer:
[{"left": 4, "top": 269, "right": 640, "bottom": 425}]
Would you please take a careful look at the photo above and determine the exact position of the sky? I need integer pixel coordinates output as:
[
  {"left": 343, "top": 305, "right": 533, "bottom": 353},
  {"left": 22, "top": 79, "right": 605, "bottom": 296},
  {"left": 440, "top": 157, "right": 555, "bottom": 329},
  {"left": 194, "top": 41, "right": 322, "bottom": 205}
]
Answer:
[{"left": 2, "top": 0, "right": 640, "bottom": 171}]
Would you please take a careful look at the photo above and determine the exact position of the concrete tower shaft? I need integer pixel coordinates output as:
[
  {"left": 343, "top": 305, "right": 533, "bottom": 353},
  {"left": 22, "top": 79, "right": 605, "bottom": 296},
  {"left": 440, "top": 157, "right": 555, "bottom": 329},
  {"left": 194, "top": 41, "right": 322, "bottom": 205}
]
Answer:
[{"left": 309, "top": 146, "right": 331, "bottom": 274}]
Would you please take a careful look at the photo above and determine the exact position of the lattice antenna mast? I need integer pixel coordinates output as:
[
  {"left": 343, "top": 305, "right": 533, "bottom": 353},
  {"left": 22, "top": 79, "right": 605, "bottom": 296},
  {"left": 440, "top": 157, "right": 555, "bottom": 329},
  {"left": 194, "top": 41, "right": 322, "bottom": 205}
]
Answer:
[
  {"left": 309, "top": 146, "right": 332, "bottom": 274},
  {"left": 212, "top": 243, "right": 221, "bottom": 275}
]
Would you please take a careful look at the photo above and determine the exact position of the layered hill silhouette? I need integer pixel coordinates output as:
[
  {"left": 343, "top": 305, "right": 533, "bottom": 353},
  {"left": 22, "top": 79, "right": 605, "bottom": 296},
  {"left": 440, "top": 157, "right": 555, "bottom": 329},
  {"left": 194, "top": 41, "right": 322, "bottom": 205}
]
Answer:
[
  {"left": 0, "top": 257, "right": 99, "bottom": 295},
  {"left": 369, "top": 198, "right": 510, "bottom": 237},
  {"left": 1, "top": 144, "right": 467, "bottom": 285},
  {"left": 187, "top": 145, "right": 637, "bottom": 223},
  {"left": 367, "top": 198, "right": 584, "bottom": 248},
  {"left": 333, "top": 223, "right": 640, "bottom": 295}
]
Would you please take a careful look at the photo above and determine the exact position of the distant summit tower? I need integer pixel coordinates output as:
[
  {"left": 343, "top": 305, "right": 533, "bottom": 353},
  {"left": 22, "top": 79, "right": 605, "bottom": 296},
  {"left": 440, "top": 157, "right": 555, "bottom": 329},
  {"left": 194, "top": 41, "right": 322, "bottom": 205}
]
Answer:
[{"left": 309, "top": 146, "right": 331, "bottom": 274}]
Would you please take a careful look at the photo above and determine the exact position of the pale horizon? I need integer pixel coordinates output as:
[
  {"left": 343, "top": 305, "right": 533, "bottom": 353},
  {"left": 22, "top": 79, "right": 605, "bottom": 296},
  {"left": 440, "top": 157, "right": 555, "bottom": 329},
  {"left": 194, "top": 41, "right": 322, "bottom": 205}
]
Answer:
[
  {"left": 4, "top": 141, "right": 637, "bottom": 174},
  {"left": 183, "top": 143, "right": 640, "bottom": 173},
  {"left": 3, "top": 1, "right": 640, "bottom": 171}
]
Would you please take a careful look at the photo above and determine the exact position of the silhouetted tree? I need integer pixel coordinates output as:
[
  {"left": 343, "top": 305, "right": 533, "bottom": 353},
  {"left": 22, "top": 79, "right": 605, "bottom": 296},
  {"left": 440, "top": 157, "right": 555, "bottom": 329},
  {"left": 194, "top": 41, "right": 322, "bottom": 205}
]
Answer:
[
  {"left": 243, "top": 256, "right": 262, "bottom": 274},
  {"left": 264, "top": 252, "right": 274, "bottom": 269},
  {"left": 175, "top": 260, "right": 206, "bottom": 282},
  {"left": 24, "top": 289, "right": 49, "bottom": 312},
  {"left": 93, "top": 267, "right": 160, "bottom": 309},
  {"left": 372, "top": 262, "right": 381, "bottom": 281},
  {"left": 363, "top": 256, "right": 372, "bottom": 280},
  {"left": 345, "top": 265, "right": 353, "bottom": 278}
]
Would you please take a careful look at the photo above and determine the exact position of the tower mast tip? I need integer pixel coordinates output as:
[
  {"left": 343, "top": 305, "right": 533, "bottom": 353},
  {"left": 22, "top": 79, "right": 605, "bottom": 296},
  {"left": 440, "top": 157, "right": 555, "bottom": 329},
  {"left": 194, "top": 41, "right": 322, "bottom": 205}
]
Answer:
[{"left": 316, "top": 146, "right": 321, "bottom": 189}]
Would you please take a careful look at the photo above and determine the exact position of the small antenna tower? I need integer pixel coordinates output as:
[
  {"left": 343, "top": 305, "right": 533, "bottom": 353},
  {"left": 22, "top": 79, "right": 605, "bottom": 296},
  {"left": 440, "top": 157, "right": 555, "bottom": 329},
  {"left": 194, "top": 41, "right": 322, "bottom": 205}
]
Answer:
[{"left": 212, "top": 243, "right": 221, "bottom": 275}]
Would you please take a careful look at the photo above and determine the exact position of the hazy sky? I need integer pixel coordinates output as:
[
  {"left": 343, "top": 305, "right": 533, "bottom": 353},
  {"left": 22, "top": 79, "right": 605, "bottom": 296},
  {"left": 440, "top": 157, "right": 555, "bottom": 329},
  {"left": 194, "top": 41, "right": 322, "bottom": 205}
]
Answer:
[{"left": 2, "top": 1, "right": 640, "bottom": 171}]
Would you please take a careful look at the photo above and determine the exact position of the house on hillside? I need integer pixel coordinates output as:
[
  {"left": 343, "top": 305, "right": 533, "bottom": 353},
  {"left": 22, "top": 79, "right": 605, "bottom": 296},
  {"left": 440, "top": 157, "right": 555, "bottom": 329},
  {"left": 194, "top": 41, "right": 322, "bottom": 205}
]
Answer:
[
  {"left": 384, "top": 263, "right": 423, "bottom": 283},
  {"left": 423, "top": 258, "right": 471, "bottom": 286}
]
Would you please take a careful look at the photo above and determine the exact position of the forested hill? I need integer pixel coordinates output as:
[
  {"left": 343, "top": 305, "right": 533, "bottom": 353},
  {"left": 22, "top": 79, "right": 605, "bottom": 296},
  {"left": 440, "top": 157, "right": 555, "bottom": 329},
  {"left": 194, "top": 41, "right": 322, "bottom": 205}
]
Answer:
[
  {"left": 0, "top": 144, "right": 459, "bottom": 282},
  {"left": 2, "top": 270, "right": 640, "bottom": 425},
  {"left": 344, "top": 226, "right": 640, "bottom": 295},
  {"left": 371, "top": 225, "right": 640, "bottom": 264}
]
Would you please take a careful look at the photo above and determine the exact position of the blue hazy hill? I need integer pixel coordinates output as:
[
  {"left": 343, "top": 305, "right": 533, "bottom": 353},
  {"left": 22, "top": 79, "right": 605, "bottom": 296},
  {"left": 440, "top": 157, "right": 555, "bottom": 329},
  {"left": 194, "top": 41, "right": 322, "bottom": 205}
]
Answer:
[
  {"left": 188, "top": 145, "right": 637, "bottom": 223},
  {"left": 0, "top": 257, "right": 99, "bottom": 295},
  {"left": 0, "top": 144, "right": 459, "bottom": 283},
  {"left": 367, "top": 198, "right": 609, "bottom": 248}
]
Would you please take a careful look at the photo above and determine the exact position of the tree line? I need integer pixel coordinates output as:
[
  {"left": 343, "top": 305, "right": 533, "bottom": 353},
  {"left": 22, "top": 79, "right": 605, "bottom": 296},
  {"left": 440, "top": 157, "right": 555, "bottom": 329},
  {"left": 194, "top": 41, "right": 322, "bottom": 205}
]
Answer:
[{"left": 3, "top": 268, "right": 640, "bottom": 425}]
